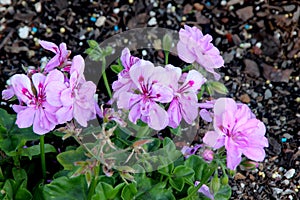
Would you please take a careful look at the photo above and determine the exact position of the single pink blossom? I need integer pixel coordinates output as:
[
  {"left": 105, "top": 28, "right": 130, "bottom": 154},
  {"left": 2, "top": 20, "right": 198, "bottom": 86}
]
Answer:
[
  {"left": 202, "top": 149, "right": 214, "bottom": 162},
  {"left": 39, "top": 40, "right": 69, "bottom": 73},
  {"left": 112, "top": 48, "right": 140, "bottom": 99},
  {"left": 203, "top": 98, "right": 268, "bottom": 170},
  {"left": 177, "top": 25, "right": 224, "bottom": 80},
  {"left": 167, "top": 66, "right": 206, "bottom": 128},
  {"left": 117, "top": 60, "right": 173, "bottom": 130},
  {"left": 10, "top": 73, "right": 58, "bottom": 135},
  {"left": 46, "top": 55, "right": 96, "bottom": 127}
]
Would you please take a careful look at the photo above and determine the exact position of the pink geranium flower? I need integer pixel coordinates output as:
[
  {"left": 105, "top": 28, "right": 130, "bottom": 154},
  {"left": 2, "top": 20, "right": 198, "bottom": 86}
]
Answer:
[
  {"left": 45, "top": 55, "right": 97, "bottom": 127},
  {"left": 167, "top": 65, "right": 206, "bottom": 128},
  {"left": 112, "top": 48, "right": 140, "bottom": 99},
  {"left": 117, "top": 60, "right": 173, "bottom": 130},
  {"left": 39, "top": 40, "right": 69, "bottom": 73},
  {"left": 177, "top": 25, "right": 224, "bottom": 80},
  {"left": 203, "top": 98, "right": 268, "bottom": 170},
  {"left": 10, "top": 73, "right": 58, "bottom": 135}
]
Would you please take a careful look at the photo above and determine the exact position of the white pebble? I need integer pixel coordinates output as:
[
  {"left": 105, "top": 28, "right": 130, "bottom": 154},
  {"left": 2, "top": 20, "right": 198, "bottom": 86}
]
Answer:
[
  {"left": 18, "top": 26, "right": 30, "bottom": 39},
  {"left": 221, "top": 0, "right": 227, "bottom": 6},
  {"left": 150, "top": 11, "right": 156, "bottom": 17},
  {"left": 113, "top": 8, "right": 120, "bottom": 14},
  {"left": 0, "top": 0, "right": 11, "bottom": 5},
  {"left": 34, "top": 2, "right": 41, "bottom": 13},
  {"left": 284, "top": 169, "right": 295, "bottom": 179},
  {"left": 282, "top": 179, "right": 289, "bottom": 185},
  {"left": 148, "top": 17, "right": 157, "bottom": 26},
  {"left": 142, "top": 50, "right": 147, "bottom": 56},
  {"left": 95, "top": 16, "right": 106, "bottom": 27},
  {"left": 255, "top": 42, "right": 262, "bottom": 48}
]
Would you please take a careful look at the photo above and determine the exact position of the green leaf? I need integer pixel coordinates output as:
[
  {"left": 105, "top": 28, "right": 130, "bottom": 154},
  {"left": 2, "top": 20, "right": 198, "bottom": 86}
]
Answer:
[
  {"left": 214, "top": 185, "right": 231, "bottom": 200},
  {"left": 0, "top": 108, "right": 40, "bottom": 156},
  {"left": 172, "top": 166, "right": 194, "bottom": 179},
  {"left": 111, "top": 64, "right": 124, "bottom": 74},
  {"left": 169, "top": 177, "right": 185, "bottom": 192},
  {"left": 158, "top": 162, "right": 174, "bottom": 177},
  {"left": 43, "top": 175, "right": 88, "bottom": 200},
  {"left": 169, "top": 126, "right": 182, "bottom": 136},
  {"left": 12, "top": 168, "right": 27, "bottom": 184},
  {"left": 184, "top": 155, "right": 208, "bottom": 181},
  {"left": 20, "top": 144, "right": 57, "bottom": 160},
  {"left": 57, "top": 146, "right": 87, "bottom": 171},
  {"left": 93, "top": 182, "right": 125, "bottom": 200},
  {"left": 87, "top": 40, "right": 99, "bottom": 48},
  {"left": 121, "top": 183, "right": 137, "bottom": 200},
  {"left": 163, "top": 137, "right": 176, "bottom": 152},
  {"left": 15, "top": 187, "right": 32, "bottom": 200},
  {"left": 144, "top": 186, "right": 176, "bottom": 200}
]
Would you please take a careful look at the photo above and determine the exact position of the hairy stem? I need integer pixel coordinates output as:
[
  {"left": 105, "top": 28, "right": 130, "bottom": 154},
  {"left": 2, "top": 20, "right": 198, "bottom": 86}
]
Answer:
[{"left": 102, "top": 57, "right": 112, "bottom": 98}]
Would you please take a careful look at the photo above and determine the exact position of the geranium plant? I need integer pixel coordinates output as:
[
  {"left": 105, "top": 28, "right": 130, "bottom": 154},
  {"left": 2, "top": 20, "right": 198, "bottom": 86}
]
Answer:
[{"left": 0, "top": 25, "right": 268, "bottom": 200}]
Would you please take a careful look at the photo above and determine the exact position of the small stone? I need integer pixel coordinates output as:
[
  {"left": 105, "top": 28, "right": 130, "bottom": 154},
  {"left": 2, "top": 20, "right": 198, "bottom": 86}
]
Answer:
[
  {"left": 221, "top": 0, "right": 227, "bottom": 6},
  {"left": 236, "top": 6, "right": 254, "bottom": 21},
  {"left": 34, "top": 2, "right": 41, "bottom": 12},
  {"left": 142, "top": 50, "right": 147, "bottom": 56},
  {"left": 113, "top": 8, "right": 120, "bottom": 14},
  {"left": 282, "top": 179, "right": 289, "bottom": 185},
  {"left": 148, "top": 17, "right": 157, "bottom": 26},
  {"left": 284, "top": 169, "right": 295, "bottom": 179},
  {"left": 264, "top": 89, "right": 272, "bottom": 99},
  {"left": 234, "top": 172, "right": 246, "bottom": 180},
  {"left": 95, "top": 16, "right": 106, "bottom": 27},
  {"left": 128, "top": 0, "right": 134, "bottom": 4},
  {"left": 244, "top": 59, "right": 260, "bottom": 78},
  {"left": 239, "top": 94, "right": 251, "bottom": 103},
  {"left": 0, "top": 0, "right": 11, "bottom": 5},
  {"left": 18, "top": 26, "right": 30, "bottom": 39},
  {"left": 60, "top": 27, "right": 65, "bottom": 33},
  {"left": 194, "top": 3, "right": 204, "bottom": 11},
  {"left": 149, "top": 11, "right": 156, "bottom": 17},
  {"left": 272, "top": 188, "right": 283, "bottom": 195}
]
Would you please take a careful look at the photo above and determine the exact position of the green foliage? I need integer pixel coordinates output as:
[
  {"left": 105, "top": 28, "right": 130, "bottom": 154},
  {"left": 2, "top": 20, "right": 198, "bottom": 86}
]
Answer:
[
  {"left": 56, "top": 146, "right": 87, "bottom": 171},
  {"left": 43, "top": 175, "right": 88, "bottom": 200},
  {"left": 85, "top": 40, "right": 113, "bottom": 62},
  {"left": 0, "top": 168, "right": 32, "bottom": 200},
  {"left": 0, "top": 108, "right": 39, "bottom": 157}
]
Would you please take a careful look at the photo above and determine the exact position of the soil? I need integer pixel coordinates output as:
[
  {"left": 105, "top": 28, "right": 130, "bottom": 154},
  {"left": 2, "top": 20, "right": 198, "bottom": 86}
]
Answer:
[{"left": 0, "top": 0, "right": 299, "bottom": 199}]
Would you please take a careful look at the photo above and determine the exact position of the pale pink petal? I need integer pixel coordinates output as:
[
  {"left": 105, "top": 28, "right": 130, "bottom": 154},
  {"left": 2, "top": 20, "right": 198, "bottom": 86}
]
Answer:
[
  {"left": 167, "top": 99, "right": 182, "bottom": 128},
  {"left": 44, "top": 55, "right": 61, "bottom": 72},
  {"left": 179, "top": 92, "right": 199, "bottom": 124},
  {"left": 15, "top": 107, "right": 35, "bottom": 128},
  {"left": 195, "top": 182, "right": 214, "bottom": 200},
  {"left": 177, "top": 41, "right": 196, "bottom": 63},
  {"left": 128, "top": 103, "right": 141, "bottom": 124},
  {"left": 117, "top": 92, "right": 141, "bottom": 110},
  {"left": 203, "top": 131, "right": 224, "bottom": 149},
  {"left": 77, "top": 81, "right": 96, "bottom": 102},
  {"left": 243, "top": 147, "right": 266, "bottom": 162},
  {"left": 45, "top": 69, "right": 65, "bottom": 85},
  {"left": 10, "top": 74, "right": 33, "bottom": 103},
  {"left": 73, "top": 104, "right": 88, "bottom": 127},
  {"left": 56, "top": 106, "right": 73, "bottom": 124},
  {"left": 39, "top": 40, "right": 59, "bottom": 54},
  {"left": 60, "top": 88, "right": 74, "bottom": 107},
  {"left": 199, "top": 109, "right": 212, "bottom": 122},
  {"left": 70, "top": 55, "right": 85, "bottom": 79},
  {"left": 151, "top": 84, "right": 173, "bottom": 103},
  {"left": 129, "top": 60, "right": 155, "bottom": 91},
  {"left": 213, "top": 98, "right": 237, "bottom": 117},
  {"left": 2, "top": 86, "right": 14, "bottom": 100},
  {"left": 226, "top": 143, "right": 242, "bottom": 170},
  {"left": 32, "top": 73, "right": 46, "bottom": 95},
  {"left": 179, "top": 70, "right": 206, "bottom": 93},
  {"left": 12, "top": 105, "right": 27, "bottom": 113},
  {"left": 148, "top": 102, "right": 169, "bottom": 130},
  {"left": 46, "top": 81, "right": 67, "bottom": 107}
]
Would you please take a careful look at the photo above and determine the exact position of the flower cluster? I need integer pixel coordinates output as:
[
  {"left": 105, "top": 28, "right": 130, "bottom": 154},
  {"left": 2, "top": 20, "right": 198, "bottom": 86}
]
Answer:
[
  {"left": 2, "top": 40, "right": 97, "bottom": 135},
  {"left": 113, "top": 48, "right": 207, "bottom": 130}
]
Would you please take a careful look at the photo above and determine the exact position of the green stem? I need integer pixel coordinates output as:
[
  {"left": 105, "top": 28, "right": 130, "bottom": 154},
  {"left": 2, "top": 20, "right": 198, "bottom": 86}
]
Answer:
[
  {"left": 87, "top": 163, "right": 100, "bottom": 200},
  {"left": 40, "top": 135, "right": 46, "bottom": 180},
  {"left": 165, "top": 51, "right": 169, "bottom": 65},
  {"left": 102, "top": 57, "right": 112, "bottom": 98}
]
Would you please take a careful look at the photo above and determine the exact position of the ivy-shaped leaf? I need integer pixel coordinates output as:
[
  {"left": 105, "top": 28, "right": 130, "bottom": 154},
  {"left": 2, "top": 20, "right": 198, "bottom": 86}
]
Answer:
[
  {"left": 43, "top": 175, "right": 88, "bottom": 200},
  {"left": 56, "top": 146, "right": 88, "bottom": 171}
]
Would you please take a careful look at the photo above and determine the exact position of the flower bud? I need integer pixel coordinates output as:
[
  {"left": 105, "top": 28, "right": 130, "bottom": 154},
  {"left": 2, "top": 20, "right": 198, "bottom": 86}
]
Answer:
[
  {"left": 221, "top": 174, "right": 229, "bottom": 185},
  {"left": 163, "top": 33, "right": 172, "bottom": 52},
  {"left": 202, "top": 149, "right": 214, "bottom": 162},
  {"left": 208, "top": 81, "right": 228, "bottom": 95},
  {"left": 240, "top": 160, "right": 259, "bottom": 170},
  {"left": 210, "top": 173, "right": 220, "bottom": 193}
]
